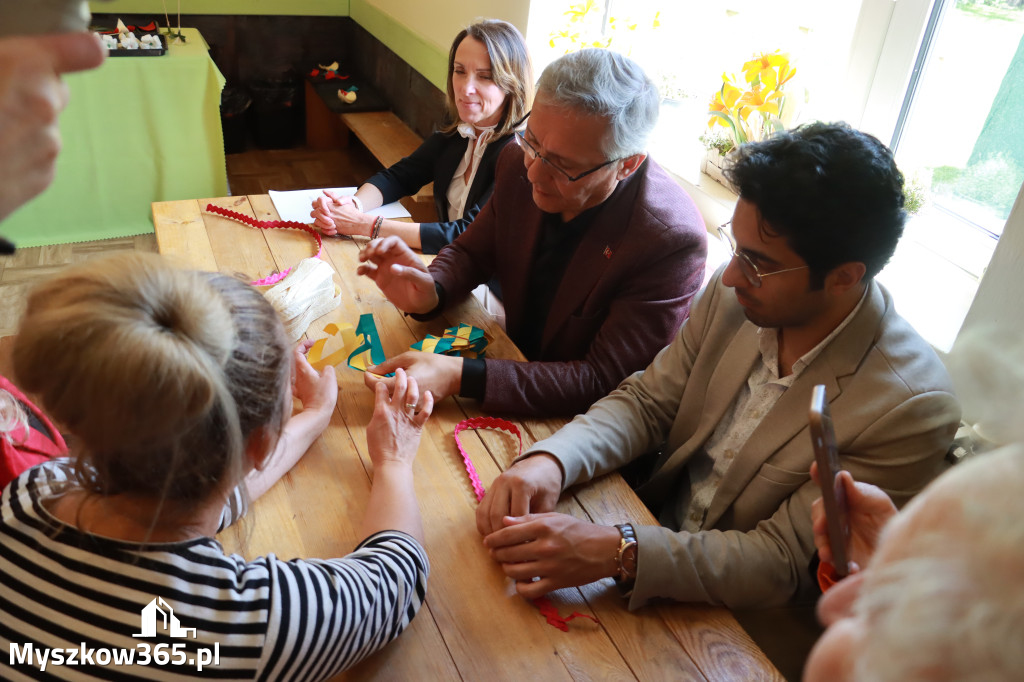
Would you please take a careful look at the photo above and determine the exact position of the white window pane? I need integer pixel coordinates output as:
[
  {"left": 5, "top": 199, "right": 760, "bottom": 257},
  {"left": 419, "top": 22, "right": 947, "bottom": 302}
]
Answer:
[{"left": 880, "top": 0, "right": 1024, "bottom": 350}]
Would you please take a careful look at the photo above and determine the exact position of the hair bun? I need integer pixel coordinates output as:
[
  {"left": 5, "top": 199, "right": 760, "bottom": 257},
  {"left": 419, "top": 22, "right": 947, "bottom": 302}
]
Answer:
[
  {"left": 149, "top": 270, "right": 235, "bottom": 367},
  {"left": 14, "top": 253, "right": 236, "bottom": 454}
]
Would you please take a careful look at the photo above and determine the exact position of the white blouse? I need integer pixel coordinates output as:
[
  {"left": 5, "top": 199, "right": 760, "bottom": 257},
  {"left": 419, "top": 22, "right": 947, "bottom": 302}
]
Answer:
[{"left": 446, "top": 123, "right": 497, "bottom": 221}]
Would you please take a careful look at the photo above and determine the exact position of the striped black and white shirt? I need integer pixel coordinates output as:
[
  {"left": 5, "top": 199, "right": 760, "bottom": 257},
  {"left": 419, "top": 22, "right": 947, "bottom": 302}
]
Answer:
[{"left": 1, "top": 460, "right": 429, "bottom": 680}]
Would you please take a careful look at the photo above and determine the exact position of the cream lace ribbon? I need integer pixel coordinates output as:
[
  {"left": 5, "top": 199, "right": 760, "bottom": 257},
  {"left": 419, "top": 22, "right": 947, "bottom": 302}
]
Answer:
[{"left": 263, "top": 258, "right": 342, "bottom": 342}]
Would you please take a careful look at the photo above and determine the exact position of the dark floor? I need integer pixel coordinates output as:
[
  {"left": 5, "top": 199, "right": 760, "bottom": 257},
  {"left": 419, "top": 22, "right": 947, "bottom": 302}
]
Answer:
[{"left": 225, "top": 144, "right": 381, "bottom": 196}]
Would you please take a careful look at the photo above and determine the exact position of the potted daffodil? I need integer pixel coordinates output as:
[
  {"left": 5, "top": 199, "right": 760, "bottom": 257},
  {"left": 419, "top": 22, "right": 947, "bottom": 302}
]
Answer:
[{"left": 702, "top": 50, "right": 796, "bottom": 186}]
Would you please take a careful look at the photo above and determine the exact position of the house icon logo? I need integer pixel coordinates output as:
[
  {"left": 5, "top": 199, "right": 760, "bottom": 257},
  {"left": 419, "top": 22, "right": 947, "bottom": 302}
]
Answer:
[{"left": 132, "top": 597, "right": 197, "bottom": 639}]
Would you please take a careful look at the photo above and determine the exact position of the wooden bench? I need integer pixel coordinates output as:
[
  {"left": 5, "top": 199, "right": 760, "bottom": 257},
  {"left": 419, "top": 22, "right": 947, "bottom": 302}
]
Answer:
[{"left": 304, "top": 81, "right": 435, "bottom": 222}]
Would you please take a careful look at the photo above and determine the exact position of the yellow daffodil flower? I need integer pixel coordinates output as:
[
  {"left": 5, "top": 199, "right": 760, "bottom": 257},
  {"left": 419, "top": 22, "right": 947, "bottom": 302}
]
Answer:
[{"left": 707, "top": 50, "right": 795, "bottom": 148}]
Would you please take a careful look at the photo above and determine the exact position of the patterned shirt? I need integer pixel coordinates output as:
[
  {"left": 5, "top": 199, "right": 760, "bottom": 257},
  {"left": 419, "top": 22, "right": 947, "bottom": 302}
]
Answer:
[
  {"left": 678, "top": 290, "right": 868, "bottom": 532},
  {"left": 1, "top": 460, "right": 429, "bottom": 680}
]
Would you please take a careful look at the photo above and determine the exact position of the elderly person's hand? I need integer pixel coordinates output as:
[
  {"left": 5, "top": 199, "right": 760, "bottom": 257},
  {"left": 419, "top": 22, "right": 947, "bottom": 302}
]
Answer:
[
  {"left": 811, "top": 462, "right": 898, "bottom": 573},
  {"left": 0, "top": 33, "right": 105, "bottom": 222},
  {"left": 357, "top": 236, "right": 438, "bottom": 314},
  {"left": 366, "top": 368, "right": 433, "bottom": 468}
]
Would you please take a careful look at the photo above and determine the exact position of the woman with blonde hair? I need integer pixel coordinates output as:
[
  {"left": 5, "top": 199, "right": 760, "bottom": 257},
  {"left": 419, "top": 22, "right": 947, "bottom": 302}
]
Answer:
[
  {"left": 311, "top": 18, "right": 533, "bottom": 254},
  {"left": 0, "top": 252, "right": 433, "bottom": 680}
]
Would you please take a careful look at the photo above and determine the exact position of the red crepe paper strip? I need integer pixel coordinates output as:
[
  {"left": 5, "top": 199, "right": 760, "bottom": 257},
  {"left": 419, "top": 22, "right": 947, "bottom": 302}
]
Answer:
[
  {"left": 204, "top": 203, "right": 324, "bottom": 286},
  {"left": 453, "top": 417, "right": 599, "bottom": 632},
  {"left": 533, "top": 596, "right": 600, "bottom": 632}
]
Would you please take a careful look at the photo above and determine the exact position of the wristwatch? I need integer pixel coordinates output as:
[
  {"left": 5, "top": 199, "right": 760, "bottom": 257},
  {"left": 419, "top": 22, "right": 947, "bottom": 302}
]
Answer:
[{"left": 615, "top": 523, "right": 638, "bottom": 583}]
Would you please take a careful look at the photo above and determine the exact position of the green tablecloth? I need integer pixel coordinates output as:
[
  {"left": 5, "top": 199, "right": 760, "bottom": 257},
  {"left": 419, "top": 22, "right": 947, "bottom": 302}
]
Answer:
[{"left": 3, "top": 28, "right": 227, "bottom": 248}]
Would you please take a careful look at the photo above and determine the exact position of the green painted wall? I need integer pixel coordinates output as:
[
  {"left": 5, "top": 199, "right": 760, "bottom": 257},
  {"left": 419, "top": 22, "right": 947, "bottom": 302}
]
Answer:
[
  {"left": 350, "top": 0, "right": 531, "bottom": 94},
  {"left": 350, "top": 0, "right": 448, "bottom": 89},
  {"left": 91, "top": 1, "right": 348, "bottom": 16}
]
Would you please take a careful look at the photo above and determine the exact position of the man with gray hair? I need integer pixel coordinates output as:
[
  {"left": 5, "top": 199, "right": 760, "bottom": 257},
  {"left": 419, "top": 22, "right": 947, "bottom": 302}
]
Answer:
[{"left": 358, "top": 49, "right": 707, "bottom": 416}]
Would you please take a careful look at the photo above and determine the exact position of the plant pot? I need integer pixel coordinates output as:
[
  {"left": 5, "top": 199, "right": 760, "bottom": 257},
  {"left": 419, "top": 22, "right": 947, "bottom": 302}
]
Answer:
[{"left": 701, "top": 149, "right": 735, "bottom": 190}]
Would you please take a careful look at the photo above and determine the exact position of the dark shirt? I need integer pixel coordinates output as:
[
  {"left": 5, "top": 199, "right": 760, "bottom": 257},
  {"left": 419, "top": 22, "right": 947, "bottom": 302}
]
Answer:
[
  {"left": 515, "top": 207, "right": 600, "bottom": 359},
  {"left": 459, "top": 187, "right": 624, "bottom": 402}
]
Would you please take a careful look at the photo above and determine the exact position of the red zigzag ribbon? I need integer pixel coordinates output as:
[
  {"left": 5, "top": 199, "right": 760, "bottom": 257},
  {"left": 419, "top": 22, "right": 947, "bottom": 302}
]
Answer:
[{"left": 204, "top": 203, "right": 323, "bottom": 286}]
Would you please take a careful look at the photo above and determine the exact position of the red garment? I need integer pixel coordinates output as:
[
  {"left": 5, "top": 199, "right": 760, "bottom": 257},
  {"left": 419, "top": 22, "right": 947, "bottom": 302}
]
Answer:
[
  {"left": 1, "top": 375, "right": 67, "bottom": 489},
  {"left": 817, "top": 560, "right": 843, "bottom": 592}
]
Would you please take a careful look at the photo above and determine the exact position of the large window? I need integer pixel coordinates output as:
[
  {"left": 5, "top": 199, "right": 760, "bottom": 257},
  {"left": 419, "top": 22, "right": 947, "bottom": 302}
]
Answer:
[
  {"left": 875, "top": 0, "right": 1024, "bottom": 349},
  {"left": 528, "top": 1, "right": 865, "bottom": 178}
]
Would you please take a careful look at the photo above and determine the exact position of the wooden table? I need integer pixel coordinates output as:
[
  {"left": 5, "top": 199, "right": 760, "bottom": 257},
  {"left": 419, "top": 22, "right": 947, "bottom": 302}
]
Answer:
[{"left": 151, "top": 195, "right": 782, "bottom": 682}]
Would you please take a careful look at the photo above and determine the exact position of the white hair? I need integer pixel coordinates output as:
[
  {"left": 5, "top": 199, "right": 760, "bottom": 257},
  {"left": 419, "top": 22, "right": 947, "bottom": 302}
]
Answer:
[
  {"left": 536, "top": 49, "right": 658, "bottom": 159},
  {"left": 853, "top": 445, "right": 1024, "bottom": 681}
]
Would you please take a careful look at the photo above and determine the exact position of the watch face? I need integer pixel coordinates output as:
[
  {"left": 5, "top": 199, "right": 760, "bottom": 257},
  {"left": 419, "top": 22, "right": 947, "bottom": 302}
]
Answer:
[{"left": 622, "top": 542, "right": 638, "bottom": 578}]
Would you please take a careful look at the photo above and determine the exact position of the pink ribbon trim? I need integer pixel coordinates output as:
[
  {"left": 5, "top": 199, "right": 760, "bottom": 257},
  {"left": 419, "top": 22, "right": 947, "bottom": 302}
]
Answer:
[
  {"left": 453, "top": 416, "right": 519, "bottom": 503},
  {"left": 453, "top": 416, "right": 600, "bottom": 632}
]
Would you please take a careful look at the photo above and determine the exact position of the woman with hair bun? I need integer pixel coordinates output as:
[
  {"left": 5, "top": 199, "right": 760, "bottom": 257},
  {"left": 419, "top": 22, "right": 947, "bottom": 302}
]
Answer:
[
  {"left": 311, "top": 18, "right": 533, "bottom": 255},
  {"left": 0, "top": 252, "right": 433, "bottom": 680}
]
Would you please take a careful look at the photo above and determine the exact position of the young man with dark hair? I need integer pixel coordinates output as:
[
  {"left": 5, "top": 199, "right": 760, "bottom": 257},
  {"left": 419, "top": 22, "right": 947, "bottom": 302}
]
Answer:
[{"left": 476, "top": 122, "right": 961, "bottom": 611}]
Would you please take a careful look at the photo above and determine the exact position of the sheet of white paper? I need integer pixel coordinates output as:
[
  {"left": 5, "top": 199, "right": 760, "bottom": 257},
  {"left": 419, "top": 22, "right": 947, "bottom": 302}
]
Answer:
[{"left": 269, "top": 187, "right": 412, "bottom": 224}]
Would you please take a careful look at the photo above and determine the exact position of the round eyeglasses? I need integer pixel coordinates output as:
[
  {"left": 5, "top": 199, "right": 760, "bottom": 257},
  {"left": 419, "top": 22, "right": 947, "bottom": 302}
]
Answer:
[
  {"left": 514, "top": 130, "right": 617, "bottom": 182},
  {"left": 717, "top": 223, "right": 809, "bottom": 288}
]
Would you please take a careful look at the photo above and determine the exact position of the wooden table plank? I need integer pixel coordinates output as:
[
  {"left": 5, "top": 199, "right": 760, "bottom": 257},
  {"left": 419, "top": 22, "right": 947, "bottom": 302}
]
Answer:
[
  {"left": 227, "top": 197, "right": 461, "bottom": 680},
  {"left": 151, "top": 199, "right": 218, "bottom": 272},
  {"left": 231, "top": 211, "right": 638, "bottom": 679},
  {"left": 311, "top": 221, "right": 774, "bottom": 681},
  {"left": 200, "top": 196, "right": 279, "bottom": 280}
]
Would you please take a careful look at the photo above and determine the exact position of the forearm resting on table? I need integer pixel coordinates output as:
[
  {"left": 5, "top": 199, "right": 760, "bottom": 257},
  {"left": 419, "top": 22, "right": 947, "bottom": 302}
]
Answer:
[
  {"left": 354, "top": 183, "right": 384, "bottom": 210},
  {"left": 380, "top": 219, "right": 422, "bottom": 249},
  {"left": 360, "top": 461, "right": 423, "bottom": 543},
  {"left": 244, "top": 407, "right": 331, "bottom": 502}
]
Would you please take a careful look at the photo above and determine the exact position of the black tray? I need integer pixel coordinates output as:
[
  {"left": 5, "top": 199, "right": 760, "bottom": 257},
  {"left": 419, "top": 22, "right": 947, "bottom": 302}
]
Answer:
[{"left": 105, "top": 32, "right": 167, "bottom": 57}]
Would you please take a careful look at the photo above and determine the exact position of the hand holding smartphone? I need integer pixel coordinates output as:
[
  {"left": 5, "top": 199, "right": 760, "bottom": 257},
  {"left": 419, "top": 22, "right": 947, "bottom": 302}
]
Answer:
[{"left": 809, "top": 384, "right": 851, "bottom": 577}]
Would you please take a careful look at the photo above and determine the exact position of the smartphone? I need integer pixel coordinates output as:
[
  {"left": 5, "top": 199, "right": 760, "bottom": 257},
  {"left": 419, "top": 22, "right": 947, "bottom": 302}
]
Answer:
[{"left": 809, "top": 384, "right": 851, "bottom": 577}]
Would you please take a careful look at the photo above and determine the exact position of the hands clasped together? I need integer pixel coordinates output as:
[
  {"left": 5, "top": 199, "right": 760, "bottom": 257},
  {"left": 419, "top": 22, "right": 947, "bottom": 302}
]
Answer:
[
  {"left": 310, "top": 190, "right": 375, "bottom": 238},
  {"left": 284, "top": 343, "right": 433, "bottom": 498},
  {"left": 367, "top": 366, "right": 433, "bottom": 467}
]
